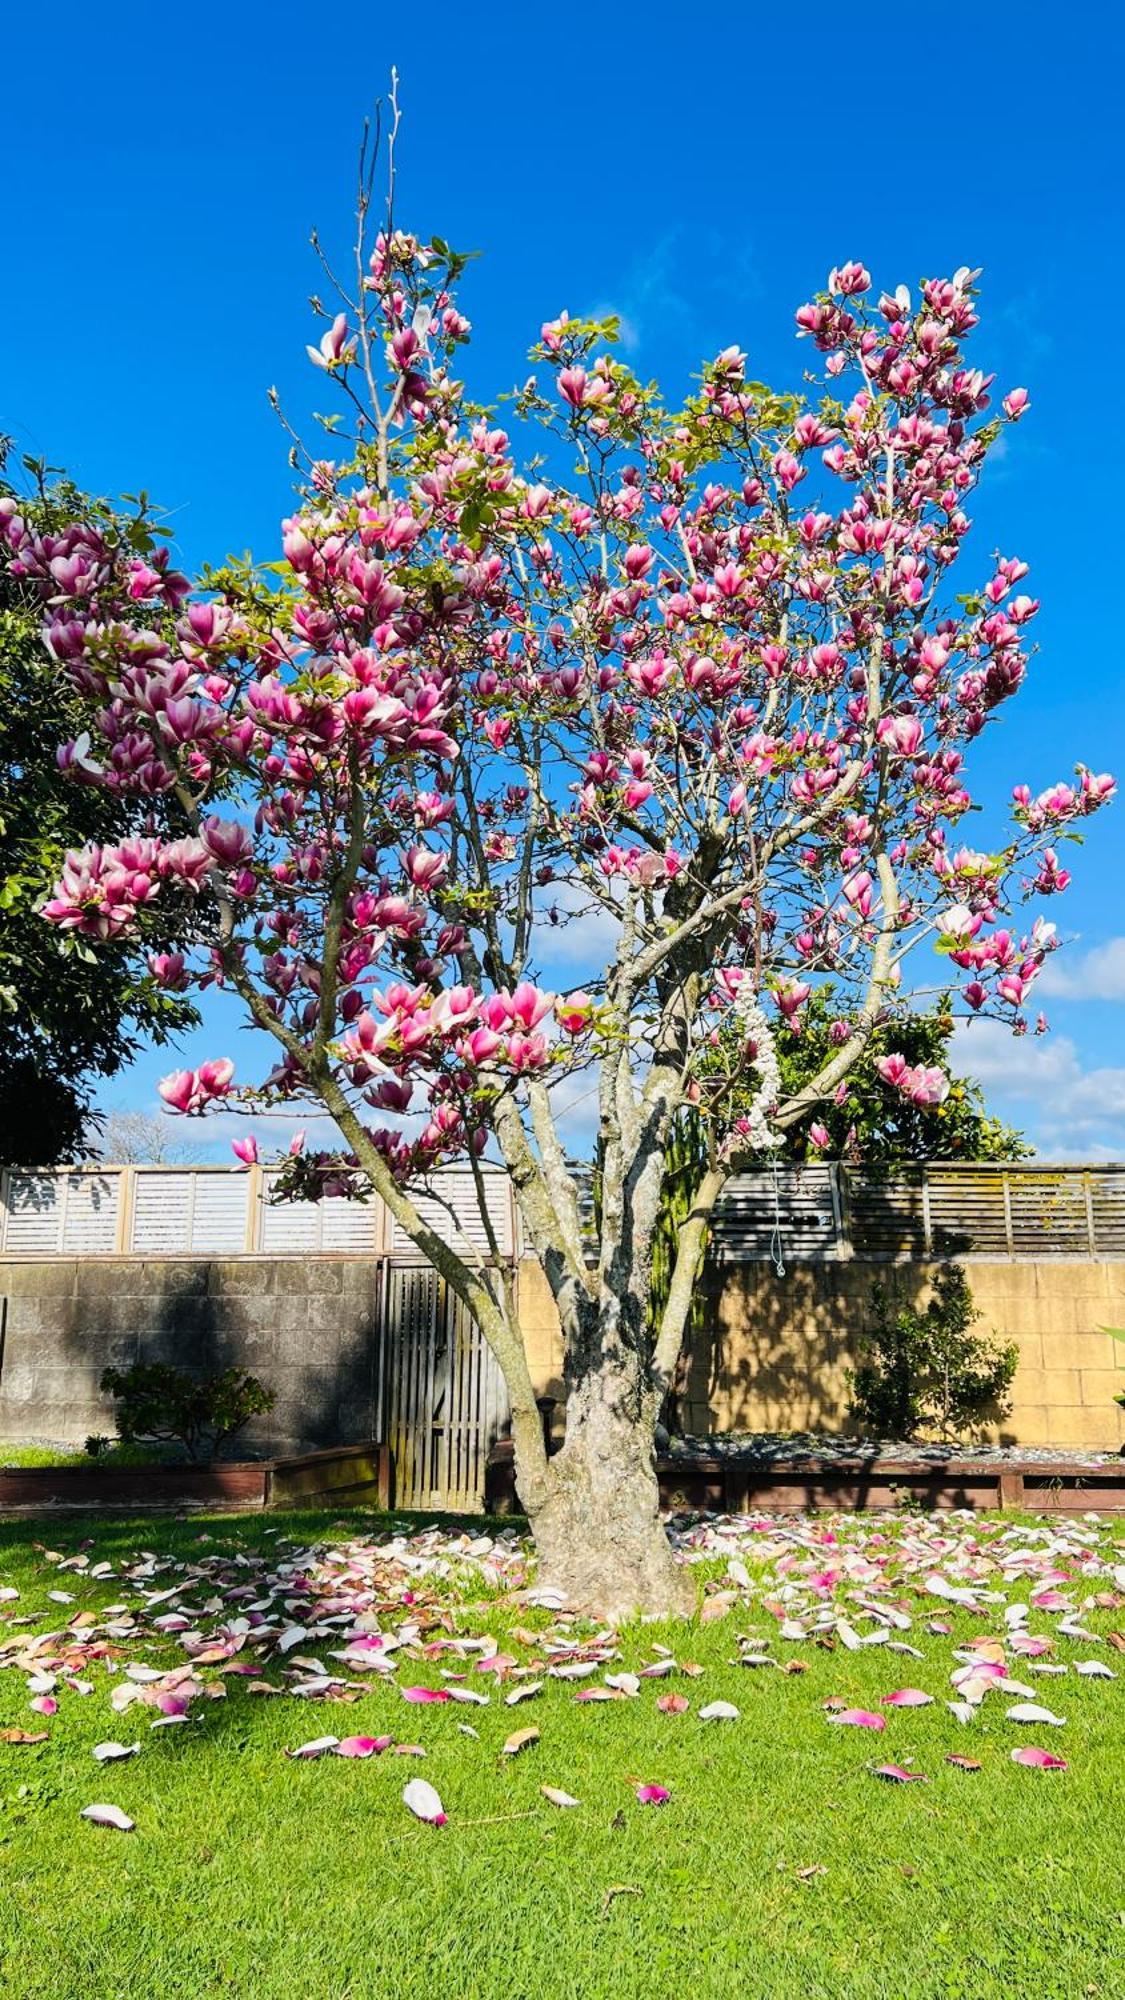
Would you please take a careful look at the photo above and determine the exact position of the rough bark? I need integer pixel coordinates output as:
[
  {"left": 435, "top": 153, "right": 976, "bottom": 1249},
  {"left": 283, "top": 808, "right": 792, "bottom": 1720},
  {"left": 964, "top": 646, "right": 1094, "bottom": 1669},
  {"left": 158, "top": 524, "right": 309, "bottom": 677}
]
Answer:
[{"left": 516, "top": 1374, "right": 694, "bottom": 1622}]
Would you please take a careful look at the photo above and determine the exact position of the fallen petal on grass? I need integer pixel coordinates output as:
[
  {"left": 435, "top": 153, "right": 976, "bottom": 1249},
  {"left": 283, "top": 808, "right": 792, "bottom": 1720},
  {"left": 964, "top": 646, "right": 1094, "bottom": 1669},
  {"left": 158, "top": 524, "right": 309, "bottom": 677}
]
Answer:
[
  {"left": 80, "top": 1803, "right": 135, "bottom": 1832},
  {"left": 501, "top": 1726, "right": 540, "bottom": 1758},
  {"left": 402, "top": 1779, "right": 447, "bottom": 1825},
  {"left": 285, "top": 1736, "right": 340, "bottom": 1760}
]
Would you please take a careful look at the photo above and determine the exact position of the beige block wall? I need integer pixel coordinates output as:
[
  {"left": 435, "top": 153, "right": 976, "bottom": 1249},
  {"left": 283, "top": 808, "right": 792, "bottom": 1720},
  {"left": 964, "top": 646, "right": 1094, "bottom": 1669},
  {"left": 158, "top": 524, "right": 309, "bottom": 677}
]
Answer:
[{"left": 517, "top": 1257, "right": 1125, "bottom": 1451}]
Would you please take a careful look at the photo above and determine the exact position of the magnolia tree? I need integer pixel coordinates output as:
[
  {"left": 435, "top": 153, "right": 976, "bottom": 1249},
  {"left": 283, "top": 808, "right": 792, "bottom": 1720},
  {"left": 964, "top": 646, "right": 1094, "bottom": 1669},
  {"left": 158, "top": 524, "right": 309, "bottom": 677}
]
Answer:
[{"left": 2, "top": 130, "right": 1113, "bottom": 1614}]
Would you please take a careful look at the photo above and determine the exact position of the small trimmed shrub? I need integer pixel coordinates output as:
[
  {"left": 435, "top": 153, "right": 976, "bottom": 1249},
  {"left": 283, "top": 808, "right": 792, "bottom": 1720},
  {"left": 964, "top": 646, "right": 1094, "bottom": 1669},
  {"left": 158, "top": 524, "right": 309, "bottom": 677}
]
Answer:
[
  {"left": 847, "top": 1264, "right": 1018, "bottom": 1443},
  {"left": 99, "top": 1363, "right": 275, "bottom": 1463}
]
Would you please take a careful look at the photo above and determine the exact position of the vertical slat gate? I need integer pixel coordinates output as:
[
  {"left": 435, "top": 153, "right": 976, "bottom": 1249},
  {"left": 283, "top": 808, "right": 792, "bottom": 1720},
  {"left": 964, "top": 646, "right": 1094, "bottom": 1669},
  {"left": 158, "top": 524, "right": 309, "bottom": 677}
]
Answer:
[{"left": 377, "top": 1260, "right": 511, "bottom": 1512}]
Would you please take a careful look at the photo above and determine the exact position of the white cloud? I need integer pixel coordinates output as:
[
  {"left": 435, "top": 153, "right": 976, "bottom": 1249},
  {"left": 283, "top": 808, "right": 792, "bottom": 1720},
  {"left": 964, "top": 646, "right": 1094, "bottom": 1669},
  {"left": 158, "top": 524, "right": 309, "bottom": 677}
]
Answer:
[
  {"left": 952, "top": 1018, "right": 1125, "bottom": 1158},
  {"left": 587, "top": 302, "right": 641, "bottom": 353},
  {"left": 1037, "top": 937, "right": 1125, "bottom": 1002},
  {"left": 151, "top": 1105, "right": 349, "bottom": 1163}
]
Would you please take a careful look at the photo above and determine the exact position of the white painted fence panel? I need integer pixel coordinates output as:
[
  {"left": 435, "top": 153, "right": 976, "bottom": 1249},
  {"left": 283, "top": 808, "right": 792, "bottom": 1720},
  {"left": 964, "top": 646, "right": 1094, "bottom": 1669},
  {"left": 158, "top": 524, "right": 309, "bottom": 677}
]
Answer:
[
  {"left": 130, "top": 1172, "right": 194, "bottom": 1255},
  {"left": 4, "top": 1174, "right": 67, "bottom": 1255},
  {"left": 2, "top": 1160, "right": 1122, "bottom": 1262},
  {"left": 390, "top": 1169, "right": 514, "bottom": 1258},
  {"left": 187, "top": 1173, "right": 250, "bottom": 1255},
  {"left": 60, "top": 1173, "right": 120, "bottom": 1254}
]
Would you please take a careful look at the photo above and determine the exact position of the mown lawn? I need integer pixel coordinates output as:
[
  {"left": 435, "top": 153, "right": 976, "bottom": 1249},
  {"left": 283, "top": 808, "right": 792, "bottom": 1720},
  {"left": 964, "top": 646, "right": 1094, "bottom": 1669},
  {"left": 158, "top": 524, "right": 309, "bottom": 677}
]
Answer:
[{"left": 0, "top": 1505, "right": 1121, "bottom": 2000}]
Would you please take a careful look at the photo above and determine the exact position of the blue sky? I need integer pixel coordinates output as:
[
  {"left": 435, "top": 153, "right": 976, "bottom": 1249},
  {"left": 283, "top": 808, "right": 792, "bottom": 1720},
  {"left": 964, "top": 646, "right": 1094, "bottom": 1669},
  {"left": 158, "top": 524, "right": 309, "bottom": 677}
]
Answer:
[{"left": 4, "top": 1, "right": 1123, "bottom": 1160}]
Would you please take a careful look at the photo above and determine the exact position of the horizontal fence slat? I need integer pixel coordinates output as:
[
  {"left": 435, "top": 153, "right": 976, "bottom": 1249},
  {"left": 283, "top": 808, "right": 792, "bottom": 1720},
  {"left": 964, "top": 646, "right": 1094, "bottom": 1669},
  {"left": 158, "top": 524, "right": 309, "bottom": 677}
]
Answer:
[
  {"left": 1, "top": 1161, "right": 1124, "bottom": 1261},
  {"left": 711, "top": 1166, "right": 839, "bottom": 1261}
]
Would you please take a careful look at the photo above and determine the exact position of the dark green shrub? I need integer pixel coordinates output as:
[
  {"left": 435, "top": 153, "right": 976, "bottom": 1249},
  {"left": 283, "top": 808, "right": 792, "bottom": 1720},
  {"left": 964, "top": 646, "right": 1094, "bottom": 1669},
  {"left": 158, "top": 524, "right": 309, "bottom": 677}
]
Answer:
[
  {"left": 846, "top": 1264, "right": 1018, "bottom": 1442},
  {"left": 99, "top": 1362, "right": 275, "bottom": 1463}
]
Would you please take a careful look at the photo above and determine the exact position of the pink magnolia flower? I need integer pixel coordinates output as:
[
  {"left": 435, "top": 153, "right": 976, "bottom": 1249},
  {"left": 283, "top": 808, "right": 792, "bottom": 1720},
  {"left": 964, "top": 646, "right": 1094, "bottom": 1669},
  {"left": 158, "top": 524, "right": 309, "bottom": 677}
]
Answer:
[
  {"left": 201, "top": 818, "right": 253, "bottom": 868},
  {"left": 877, "top": 714, "right": 924, "bottom": 758},
  {"left": 403, "top": 846, "right": 448, "bottom": 890},
  {"left": 158, "top": 1060, "right": 235, "bottom": 1116},
  {"left": 556, "top": 991, "right": 593, "bottom": 1036},
  {"left": 558, "top": 367, "right": 587, "bottom": 409},
  {"left": 829, "top": 261, "right": 871, "bottom": 297},
  {"left": 231, "top": 1136, "right": 259, "bottom": 1167},
  {"left": 509, "top": 982, "right": 555, "bottom": 1030},
  {"left": 307, "top": 313, "right": 354, "bottom": 371},
  {"left": 158, "top": 1070, "right": 197, "bottom": 1114}
]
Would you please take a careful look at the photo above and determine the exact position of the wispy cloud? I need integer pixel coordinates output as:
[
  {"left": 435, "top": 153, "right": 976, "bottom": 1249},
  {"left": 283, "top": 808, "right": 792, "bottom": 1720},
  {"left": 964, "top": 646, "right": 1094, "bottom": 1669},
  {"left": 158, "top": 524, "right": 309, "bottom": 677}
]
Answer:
[
  {"left": 953, "top": 1017, "right": 1125, "bottom": 1159},
  {"left": 1037, "top": 937, "right": 1125, "bottom": 1002},
  {"left": 582, "top": 226, "right": 762, "bottom": 360}
]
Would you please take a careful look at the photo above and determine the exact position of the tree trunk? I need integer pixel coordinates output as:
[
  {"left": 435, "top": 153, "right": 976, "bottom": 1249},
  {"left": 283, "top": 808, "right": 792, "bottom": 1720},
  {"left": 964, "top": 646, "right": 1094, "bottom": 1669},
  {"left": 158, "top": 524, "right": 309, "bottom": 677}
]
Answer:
[{"left": 517, "top": 1380, "right": 694, "bottom": 1622}]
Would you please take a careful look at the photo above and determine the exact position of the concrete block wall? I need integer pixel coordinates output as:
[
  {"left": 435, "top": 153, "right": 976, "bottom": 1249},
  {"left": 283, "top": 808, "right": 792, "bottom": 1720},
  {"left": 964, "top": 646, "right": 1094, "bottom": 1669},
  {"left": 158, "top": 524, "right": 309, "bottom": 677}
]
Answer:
[
  {"left": 517, "top": 1256, "right": 1125, "bottom": 1451},
  {"left": 2, "top": 1253, "right": 1124, "bottom": 1456},
  {"left": 0, "top": 1258, "right": 383, "bottom": 1456}
]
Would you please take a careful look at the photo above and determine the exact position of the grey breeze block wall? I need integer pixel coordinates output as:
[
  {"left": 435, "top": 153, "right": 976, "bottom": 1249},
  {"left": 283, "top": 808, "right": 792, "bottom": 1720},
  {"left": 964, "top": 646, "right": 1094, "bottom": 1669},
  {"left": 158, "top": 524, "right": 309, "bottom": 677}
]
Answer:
[{"left": 0, "top": 1259, "right": 383, "bottom": 1457}]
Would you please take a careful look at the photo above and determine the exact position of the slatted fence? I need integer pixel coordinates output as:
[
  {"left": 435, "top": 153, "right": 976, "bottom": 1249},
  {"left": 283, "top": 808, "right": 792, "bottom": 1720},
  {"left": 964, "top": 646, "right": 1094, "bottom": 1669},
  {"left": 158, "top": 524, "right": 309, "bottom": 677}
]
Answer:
[
  {"left": 1, "top": 1161, "right": 1123, "bottom": 1264},
  {"left": 0, "top": 1164, "right": 517, "bottom": 1261},
  {"left": 709, "top": 1163, "right": 1125, "bottom": 1262},
  {"left": 376, "top": 1263, "right": 510, "bottom": 1511}
]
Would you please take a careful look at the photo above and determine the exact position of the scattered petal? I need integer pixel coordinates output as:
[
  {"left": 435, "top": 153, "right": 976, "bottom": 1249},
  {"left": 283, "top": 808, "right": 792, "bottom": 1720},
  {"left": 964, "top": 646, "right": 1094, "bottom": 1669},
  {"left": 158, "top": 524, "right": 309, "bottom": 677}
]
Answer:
[
  {"left": 402, "top": 1778, "right": 446, "bottom": 1824},
  {"left": 502, "top": 1727, "right": 540, "bottom": 1758},
  {"left": 634, "top": 1784, "right": 671, "bottom": 1805},
  {"left": 1004, "top": 1703, "right": 1066, "bottom": 1727},
  {"left": 872, "top": 1764, "right": 926, "bottom": 1783},
  {"left": 656, "top": 1693, "right": 690, "bottom": 1715},
  {"left": 93, "top": 1742, "right": 140, "bottom": 1764},
  {"left": 1010, "top": 1747, "right": 1067, "bottom": 1770},
  {"left": 699, "top": 1700, "right": 740, "bottom": 1722},
  {"left": 80, "top": 1803, "right": 135, "bottom": 1832},
  {"left": 285, "top": 1735, "right": 340, "bottom": 1760},
  {"left": 945, "top": 1755, "right": 982, "bottom": 1771},
  {"left": 541, "top": 1785, "right": 581, "bottom": 1808},
  {"left": 333, "top": 1736, "right": 389, "bottom": 1758},
  {"left": 880, "top": 1690, "right": 933, "bottom": 1708},
  {"left": 826, "top": 1708, "right": 885, "bottom": 1730}
]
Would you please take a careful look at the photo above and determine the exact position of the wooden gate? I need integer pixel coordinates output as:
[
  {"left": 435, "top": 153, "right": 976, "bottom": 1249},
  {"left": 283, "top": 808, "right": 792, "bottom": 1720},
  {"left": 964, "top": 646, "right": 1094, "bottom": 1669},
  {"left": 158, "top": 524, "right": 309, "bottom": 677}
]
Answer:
[{"left": 376, "top": 1261, "right": 511, "bottom": 1512}]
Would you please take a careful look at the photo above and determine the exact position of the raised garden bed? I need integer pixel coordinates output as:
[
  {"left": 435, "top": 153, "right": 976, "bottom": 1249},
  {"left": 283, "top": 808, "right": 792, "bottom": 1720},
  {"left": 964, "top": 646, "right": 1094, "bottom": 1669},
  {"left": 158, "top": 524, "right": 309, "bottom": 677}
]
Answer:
[
  {"left": 484, "top": 1436, "right": 1125, "bottom": 1516},
  {"left": 0, "top": 1441, "right": 392, "bottom": 1513}
]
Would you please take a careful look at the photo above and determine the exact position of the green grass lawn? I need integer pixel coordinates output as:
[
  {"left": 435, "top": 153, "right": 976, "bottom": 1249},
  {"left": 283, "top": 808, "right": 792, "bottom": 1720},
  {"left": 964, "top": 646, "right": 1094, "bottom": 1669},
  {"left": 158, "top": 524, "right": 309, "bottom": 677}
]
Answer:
[
  {"left": 0, "top": 1443, "right": 176, "bottom": 1469},
  {"left": 0, "top": 1505, "right": 1121, "bottom": 2000}
]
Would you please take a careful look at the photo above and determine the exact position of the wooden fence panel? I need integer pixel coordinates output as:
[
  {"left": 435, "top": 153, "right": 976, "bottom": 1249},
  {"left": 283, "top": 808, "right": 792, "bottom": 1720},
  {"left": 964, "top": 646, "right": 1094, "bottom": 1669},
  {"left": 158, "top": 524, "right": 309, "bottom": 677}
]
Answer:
[
  {"left": 711, "top": 1166, "right": 839, "bottom": 1262},
  {"left": 2, "top": 1161, "right": 1124, "bottom": 1264},
  {"left": 378, "top": 1262, "right": 510, "bottom": 1512}
]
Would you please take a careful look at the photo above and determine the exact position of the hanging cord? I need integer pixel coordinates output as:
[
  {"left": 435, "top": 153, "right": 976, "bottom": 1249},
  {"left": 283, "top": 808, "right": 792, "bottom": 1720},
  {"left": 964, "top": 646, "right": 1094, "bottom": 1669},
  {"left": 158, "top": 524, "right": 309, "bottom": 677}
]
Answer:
[{"left": 769, "top": 1153, "right": 786, "bottom": 1278}]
